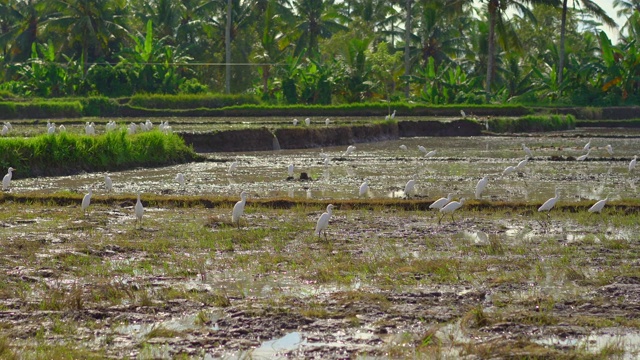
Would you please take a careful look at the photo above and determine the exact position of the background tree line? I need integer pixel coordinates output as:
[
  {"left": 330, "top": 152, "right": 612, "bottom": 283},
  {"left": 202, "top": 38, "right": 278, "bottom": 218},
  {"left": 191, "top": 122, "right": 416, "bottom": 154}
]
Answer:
[{"left": 0, "top": 0, "right": 638, "bottom": 106}]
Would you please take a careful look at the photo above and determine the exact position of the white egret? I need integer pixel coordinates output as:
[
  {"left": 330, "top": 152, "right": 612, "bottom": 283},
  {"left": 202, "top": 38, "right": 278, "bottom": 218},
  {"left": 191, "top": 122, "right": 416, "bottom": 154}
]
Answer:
[
  {"left": 1, "top": 125, "right": 7, "bottom": 136},
  {"left": 58, "top": 124, "right": 66, "bottom": 132},
  {"left": 522, "top": 143, "right": 533, "bottom": 158},
  {"left": 314, "top": 204, "right": 334, "bottom": 239},
  {"left": 516, "top": 156, "right": 530, "bottom": 171},
  {"left": 439, "top": 198, "right": 465, "bottom": 224},
  {"left": 135, "top": 192, "right": 144, "bottom": 228},
  {"left": 538, "top": 189, "right": 560, "bottom": 217},
  {"left": 605, "top": 144, "right": 613, "bottom": 156},
  {"left": 582, "top": 139, "right": 592, "bottom": 152},
  {"left": 399, "top": 145, "right": 407, "bottom": 151},
  {"left": 418, "top": 145, "right": 427, "bottom": 155},
  {"left": 576, "top": 149, "right": 590, "bottom": 161},
  {"left": 293, "top": 118, "right": 298, "bottom": 126},
  {"left": 429, "top": 193, "right": 453, "bottom": 210},
  {"left": 228, "top": 161, "right": 238, "bottom": 175},
  {"left": 232, "top": 191, "right": 248, "bottom": 228},
  {"left": 288, "top": 164, "right": 294, "bottom": 177},
  {"left": 4, "top": 122, "right": 11, "bottom": 131},
  {"left": 391, "top": 110, "right": 396, "bottom": 119},
  {"left": 359, "top": 180, "right": 369, "bottom": 197},
  {"left": 305, "top": 118, "right": 311, "bottom": 126},
  {"left": 344, "top": 145, "right": 356, "bottom": 156},
  {"left": 425, "top": 150, "right": 437, "bottom": 158},
  {"left": 81, "top": 188, "right": 92, "bottom": 215},
  {"left": 460, "top": 110, "right": 466, "bottom": 118},
  {"left": 325, "top": 118, "right": 330, "bottom": 126},
  {"left": 588, "top": 196, "right": 608, "bottom": 214},
  {"left": 503, "top": 165, "right": 516, "bottom": 176},
  {"left": 404, "top": 176, "right": 417, "bottom": 198},
  {"left": 175, "top": 173, "right": 185, "bottom": 188},
  {"left": 630, "top": 155, "right": 637, "bottom": 172},
  {"left": 104, "top": 174, "right": 112, "bottom": 192},
  {"left": 128, "top": 123, "right": 137, "bottom": 134},
  {"left": 475, "top": 176, "right": 489, "bottom": 199},
  {"left": 47, "top": 124, "right": 55, "bottom": 134},
  {"left": 85, "top": 122, "right": 95, "bottom": 135},
  {"left": 2, "top": 167, "right": 15, "bottom": 191}
]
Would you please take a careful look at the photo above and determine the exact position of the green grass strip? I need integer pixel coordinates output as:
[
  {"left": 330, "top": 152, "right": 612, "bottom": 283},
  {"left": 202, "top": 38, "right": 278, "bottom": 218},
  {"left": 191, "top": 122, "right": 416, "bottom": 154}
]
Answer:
[{"left": 0, "top": 129, "right": 201, "bottom": 177}]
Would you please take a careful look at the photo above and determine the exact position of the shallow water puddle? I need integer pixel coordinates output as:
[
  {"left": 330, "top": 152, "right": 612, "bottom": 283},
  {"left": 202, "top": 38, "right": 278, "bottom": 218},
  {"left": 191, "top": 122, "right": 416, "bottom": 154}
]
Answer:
[
  {"left": 534, "top": 330, "right": 640, "bottom": 358},
  {"left": 249, "top": 331, "right": 303, "bottom": 358}
]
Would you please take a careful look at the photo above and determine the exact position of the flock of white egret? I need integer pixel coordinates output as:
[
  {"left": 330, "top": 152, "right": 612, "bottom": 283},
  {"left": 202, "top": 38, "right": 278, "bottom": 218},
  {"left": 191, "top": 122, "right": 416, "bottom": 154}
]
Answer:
[{"left": 1, "top": 118, "right": 637, "bottom": 237}]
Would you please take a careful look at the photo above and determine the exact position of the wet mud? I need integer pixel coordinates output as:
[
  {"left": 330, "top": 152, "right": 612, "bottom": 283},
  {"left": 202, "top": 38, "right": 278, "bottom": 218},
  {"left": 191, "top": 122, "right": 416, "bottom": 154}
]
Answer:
[{"left": 1, "top": 127, "right": 640, "bottom": 358}]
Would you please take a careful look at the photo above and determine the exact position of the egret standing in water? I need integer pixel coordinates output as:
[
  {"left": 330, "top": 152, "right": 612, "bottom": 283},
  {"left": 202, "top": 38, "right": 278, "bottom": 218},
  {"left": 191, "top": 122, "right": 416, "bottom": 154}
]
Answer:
[
  {"left": 576, "top": 149, "right": 590, "bottom": 161},
  {"left": 315, "top": 204, "right": 334, "bottom": 240},
  {"left": 502, "top": 164, "right": 517, "bottom": 176},
  {"left": 582, "top": 139, "right": 592, "bottom": 152},
  {"left": 359, "top": 180, "right": 369, "bottom": 197},
  {"left": 516, "top": 156, "right": 530, "bottom": 171},
  {"left": 629, "top": 156, "right": 637, "bottom": 172},
  {"left": 439, "top": 198, "right": 465, "bottom": 224},
  {"left": 232, "top": 191, "right": 248, "bottom": 228},
  {"left": 538, "top": 189, "right": 560, "bottom": 218},
  {"left": 404, "top": 176, "right": 417, "bottom": 198},
  {"left": 228, "top": 161, "right": 238, "bottom": 175},
  {"left": 522, "top": 143, "right": 533, "bottom": 158},
  {"left": 588, "top": 196, "right": 608, "bottom": 214},
  {"left": 305, "top": 118, "right": 311, "bottom": 126},
  {"left": 292, "top": 118, "right": 298, "bottom": 126},
  {"left": 82, "top": 188, "right": 92, "bottom": 216},
  {"left": 175, "top": 173, "right": 185, "bottom": 188},
  {"left": 135, "top": 192, "right": 144, "bottom": 228},
  {"left": 425, "top": 150, "right": 437, "bottom": 158},
  {"left": 475, "top": 176, "right": 489, "bottom": 199},
  {"left": 429, "top": 193, "right": 453, "bottom": 210},
  {"left": 288, "top": 164, "right": 294, "bottom": 178},
  {"left": 104, "top": 174, "right": 113, "bottom": 192},
  {"left": 2, "top": 167, "right": 15, "bottom": 191},
  {"left": 344, "top": 145, "right": 356, "bottom": 156},
  {"left": 605, "top": 144, "right": 613, "bottom": 156}
]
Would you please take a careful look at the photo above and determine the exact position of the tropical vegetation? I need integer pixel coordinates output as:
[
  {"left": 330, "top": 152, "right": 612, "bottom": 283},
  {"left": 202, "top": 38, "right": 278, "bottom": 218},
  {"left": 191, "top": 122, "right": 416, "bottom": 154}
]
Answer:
[{"left": 0, "top": 0, "right": 638, "bottom": 107}]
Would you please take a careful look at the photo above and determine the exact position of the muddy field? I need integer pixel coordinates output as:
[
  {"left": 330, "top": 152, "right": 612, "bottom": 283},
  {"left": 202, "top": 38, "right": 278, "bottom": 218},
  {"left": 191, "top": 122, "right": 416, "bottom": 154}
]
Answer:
[{"left": 1, "top": 127, "right": 640, "bottom": 359}]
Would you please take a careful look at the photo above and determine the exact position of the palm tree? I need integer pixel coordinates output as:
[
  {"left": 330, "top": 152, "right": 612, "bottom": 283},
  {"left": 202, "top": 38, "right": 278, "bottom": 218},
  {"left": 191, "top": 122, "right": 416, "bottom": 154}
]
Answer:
[
  {"left": 288, "top": 0, "right": 348, "bottom": 58},
  {"left": 45, "top": 0, "right": 129, "bottom": 75},
  {"left": 132, "top": 0, "right": 184, "bottom": 45},
  {"left": 614, "top": 0, "right": 640, "bottom": 36},
  {"left": 558, "top": 0, "right": 616, "bottom": 84},
  {"left": 483, "top": 0, "right": 559, "bottom": 101},
  {"left": 0, "top": 0, "right": 48, "bottom": 62}
]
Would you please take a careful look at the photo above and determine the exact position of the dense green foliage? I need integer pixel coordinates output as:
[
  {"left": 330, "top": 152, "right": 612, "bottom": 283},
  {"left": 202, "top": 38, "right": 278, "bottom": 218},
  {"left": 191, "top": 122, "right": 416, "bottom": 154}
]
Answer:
[
  {"left": 0, "top": 1, "right": 637, "bottom": 107},
  {"left": 0, "top": 130, "right": 199, "bottom": 177},
  {"left": 0, "top": 101, "right": 83, "bottom": 119},
  {"left": 488, "top": 114, "right": 576, "bottom": 133},
  {"left": 128, "top": 94, "right": 260, "bottom": 109}
]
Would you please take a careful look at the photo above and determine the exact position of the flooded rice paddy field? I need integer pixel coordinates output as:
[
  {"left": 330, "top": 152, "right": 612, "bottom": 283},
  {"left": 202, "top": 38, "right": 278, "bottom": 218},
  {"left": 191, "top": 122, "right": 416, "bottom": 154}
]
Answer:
[
  {"left": 7, "top": 116, "right": 398, "bottom": 136},
  {"left": 2, "top": 129, "right": 640, "bottom": 358}
]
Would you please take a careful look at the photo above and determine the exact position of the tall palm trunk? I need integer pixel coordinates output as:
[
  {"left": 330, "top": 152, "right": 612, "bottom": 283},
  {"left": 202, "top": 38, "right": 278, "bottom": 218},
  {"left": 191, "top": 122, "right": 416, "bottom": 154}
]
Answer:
[
  {"left": 486, "top": 0, "right": 498, "bottom": 102},
  {"left": 404, "top": 0, "right": 412, "bottom": 99},
  {"left": 225, "top": 0, "right": 232, "bottom": 94},
  {"left": 558, "top": 0, "right": 568, "bottom": 85}
]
